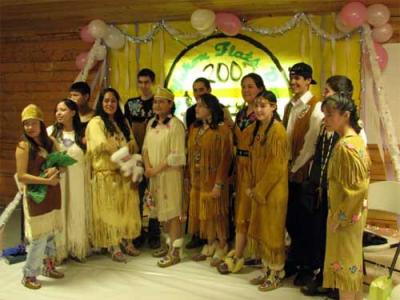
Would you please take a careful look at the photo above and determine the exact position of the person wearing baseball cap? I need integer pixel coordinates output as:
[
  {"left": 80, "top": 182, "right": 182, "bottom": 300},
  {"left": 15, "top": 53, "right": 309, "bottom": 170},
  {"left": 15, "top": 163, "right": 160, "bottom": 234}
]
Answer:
[
  {"left": 288, "top": 62, "right": 317, "bottom": 85},
  {"left": 283, "top": 62, "right": 324, "bottom": 286}
]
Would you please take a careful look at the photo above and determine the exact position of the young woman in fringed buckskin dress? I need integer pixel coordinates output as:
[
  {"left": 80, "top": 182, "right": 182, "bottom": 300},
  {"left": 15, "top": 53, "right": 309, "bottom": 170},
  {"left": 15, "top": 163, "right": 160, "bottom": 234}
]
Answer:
[
  {"left": 245, "top": 91, "right": 289, "bottom": 292},
  {"left": 322, "top": 94, "right": 370, "bottom": 300},
  {"left": 188, "top": 93, "right": 233, "bottom": 267},
  {"left": 217, "top": 73, "right": 265, "bottom": 274}
]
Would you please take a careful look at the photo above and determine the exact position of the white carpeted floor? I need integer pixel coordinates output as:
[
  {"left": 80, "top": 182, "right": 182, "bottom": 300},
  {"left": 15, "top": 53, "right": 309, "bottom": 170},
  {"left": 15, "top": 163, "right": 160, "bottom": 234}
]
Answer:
[
  {"left": 0, "top": 251, "right": 327, "bottom": 300},
  {"left": 1, "top": 208, "right": 398, "bottom": 300}
]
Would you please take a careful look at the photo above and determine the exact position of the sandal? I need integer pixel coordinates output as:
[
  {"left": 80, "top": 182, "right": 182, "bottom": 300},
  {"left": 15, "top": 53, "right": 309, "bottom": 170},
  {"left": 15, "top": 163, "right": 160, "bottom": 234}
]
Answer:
[
  {"left": 22, "top": 276, "right": 41, "bottom": 289},
  {"left": 152, "top": 246, "right": 169, "bottom": 258},
  {"left": 217, "top": 250, "right": 245, "bottom": 274},
  {"left": 258, "top": 269, "right": 285, "bottom": 292},
  {"left": 217, "top": 250, "right": 235, "bottom": 274},
  {"left": 210, "top": 244, "right": 228, "bottom": 267},
  {"left": 153, "top": 235, "right": 170, "bottom": 258},
  {"left": 250, "top": 269, "right": 270, "bottom": 285},
  {"left": 192, "top": 243, "right": 216, "bottom": 262},
  {"left": 158, "top": 238, "right": 183, "bottom": 268},
  {"left": 121, "top": 240, "right": 141, "bottom": 257},
  {"left": 111, "top": 251, "right": 127, "bottom": 263}
]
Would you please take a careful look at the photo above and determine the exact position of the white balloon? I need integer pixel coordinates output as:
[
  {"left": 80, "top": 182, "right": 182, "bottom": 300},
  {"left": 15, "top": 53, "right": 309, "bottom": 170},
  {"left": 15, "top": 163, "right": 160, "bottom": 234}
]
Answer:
[
  {"left": 88, "top": 19, "right": 108, "bottom": 39},
  {"left": 335, "top": 14, "right": 352, "bottom": 33},
  {"left": 199, "top": 23, "right": 216, "bottom": 36},
  {"left": 191, "top": 9, "right": 216, "bottom": 31},
  {"left": 104, "top": 26, "right": 125, "bottom": 49},
  {"left": 372, "top": 23, "right": 394, "bottom": 43},
  {"left": 95, "top": 45, "right": 107, "bottom": 60}
]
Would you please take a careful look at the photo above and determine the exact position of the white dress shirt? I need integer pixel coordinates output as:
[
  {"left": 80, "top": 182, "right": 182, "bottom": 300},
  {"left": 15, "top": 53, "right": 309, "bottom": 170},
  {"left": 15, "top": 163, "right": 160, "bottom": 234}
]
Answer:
[{"left": 286, "top": 91, "right": 324, "bottom": 173}]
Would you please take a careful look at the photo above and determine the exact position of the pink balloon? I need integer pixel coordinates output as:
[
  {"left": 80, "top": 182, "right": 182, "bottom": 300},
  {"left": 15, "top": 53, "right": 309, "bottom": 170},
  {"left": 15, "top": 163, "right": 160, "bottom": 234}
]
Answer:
[
  {"left": 75, "top": 52, "right": 89, "bottom": 70},
  {"left": 215, "top": 13, "right": 241, "bottom": 36},
  {"left": 367, "top": 4, "right": 391, "bottom": 27},
  {"left": 80, "top": 25, "right": 95, "bottom": 44},
  {"left": 372, "top": 23, "right": 393, "bottom": 43},
  {"left": 373, "top": 42, "right": 388, "bottom": 71},
  {"left": 339, "top": 2, "right": 368, "bottom": 29}
]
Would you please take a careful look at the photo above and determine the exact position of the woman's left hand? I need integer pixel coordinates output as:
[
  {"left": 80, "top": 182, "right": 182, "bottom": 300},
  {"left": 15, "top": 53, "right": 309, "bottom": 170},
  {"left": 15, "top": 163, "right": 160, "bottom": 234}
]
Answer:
[{"left": 43, "top": 167, "right": 59, "bottom": 178}]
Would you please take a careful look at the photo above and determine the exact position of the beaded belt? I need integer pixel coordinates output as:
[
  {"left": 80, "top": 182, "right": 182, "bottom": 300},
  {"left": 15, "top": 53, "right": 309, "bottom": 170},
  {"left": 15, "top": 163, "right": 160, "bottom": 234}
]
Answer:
[{"left": 236, "top": 149, "right": 249, "bottom": 157}]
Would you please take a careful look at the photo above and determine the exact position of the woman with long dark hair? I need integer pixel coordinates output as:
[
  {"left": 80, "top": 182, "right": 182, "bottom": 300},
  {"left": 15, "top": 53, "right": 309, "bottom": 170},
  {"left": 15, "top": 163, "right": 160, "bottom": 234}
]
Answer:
[
  {"left": 188, "top": 93, "right": 233, "bottom": 267},
  {"left": 301, "top": 75, "right": 365, "bottom": 298},
  {"left": 47, "top": 99, "right": 89, "bottom": 262},
  {"left": 16, "top": 104, "right": 64, "bottom": 289},
  {"left": 321, "top": 94, "right": 370, "bottom": 300},
  {"left": 217, "top": 73, "right": 265, "bottom": 274},
  {"left": 86, "top": 88, "right": 141, "bottom": 262}
]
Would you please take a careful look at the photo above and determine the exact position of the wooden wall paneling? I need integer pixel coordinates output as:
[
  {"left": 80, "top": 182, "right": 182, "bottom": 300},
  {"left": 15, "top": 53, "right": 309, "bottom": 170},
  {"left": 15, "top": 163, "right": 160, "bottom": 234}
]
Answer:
[{"left": 0, "top": 33, "right": 92, "bottom": 206}]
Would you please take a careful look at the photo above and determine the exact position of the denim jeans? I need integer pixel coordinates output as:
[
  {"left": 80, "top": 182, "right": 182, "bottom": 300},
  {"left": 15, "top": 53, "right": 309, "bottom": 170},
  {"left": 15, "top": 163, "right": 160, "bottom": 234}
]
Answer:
[{"left": 23, "top": 234, "right": 56, "bottom": 277}]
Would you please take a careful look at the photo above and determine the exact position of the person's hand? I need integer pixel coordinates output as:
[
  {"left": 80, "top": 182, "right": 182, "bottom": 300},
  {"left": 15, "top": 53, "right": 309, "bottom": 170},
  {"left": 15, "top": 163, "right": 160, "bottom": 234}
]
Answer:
[
  {"left": 46, "top": 171, "right": 60, "bottom": 186},
  {"left": 145, "top": 167, "right": 157, "bottom": 178},
  {"left": 43, "top": 167, "right": 58, "bottom": 178},
  {"left": 179, "top": 214, "right": 187, "bottom": 223},
  {"left": 210, "top": 186, "right": 221, "bottom": 199}
]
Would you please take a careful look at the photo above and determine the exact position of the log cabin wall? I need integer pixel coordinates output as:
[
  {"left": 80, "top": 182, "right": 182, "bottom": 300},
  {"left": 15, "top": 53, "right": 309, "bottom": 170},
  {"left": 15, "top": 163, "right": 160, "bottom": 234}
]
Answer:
[
  {"left": 0, "top": 33, "right": 93, "bottom": 205},
  {"left": 0, "top": 14, "right": 399, "bottom": 207}
]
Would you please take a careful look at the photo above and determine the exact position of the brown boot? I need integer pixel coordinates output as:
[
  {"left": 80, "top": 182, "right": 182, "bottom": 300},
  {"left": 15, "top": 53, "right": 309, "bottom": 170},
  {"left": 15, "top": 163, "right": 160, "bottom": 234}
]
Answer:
[
  {"left": 42, "top": 257, "right": 64, "bottom": 279},
  {"left": 22, "top": 276, "right": 41, "bottom": 289}
]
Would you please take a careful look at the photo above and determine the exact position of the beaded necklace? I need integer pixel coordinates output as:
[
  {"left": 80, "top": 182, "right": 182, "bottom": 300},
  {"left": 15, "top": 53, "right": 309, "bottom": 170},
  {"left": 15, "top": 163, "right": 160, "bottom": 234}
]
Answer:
[{"left": 316, "top": 129, "right": 334, "bottom": 201}]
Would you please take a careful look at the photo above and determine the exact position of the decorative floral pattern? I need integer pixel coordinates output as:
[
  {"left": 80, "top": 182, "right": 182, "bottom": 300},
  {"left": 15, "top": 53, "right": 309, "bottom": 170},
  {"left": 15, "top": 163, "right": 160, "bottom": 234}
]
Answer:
[
  {"left": 351, "top": 213, "right": 361, "bottom": 223},
  {"left": 331, "top": 261, "right": 342, "bottom": 272},
  {"left": 349, "top": 265, "right": 359, "bottom": 274},
  {"left": 338, "top": 210, "right": 347, "bottom": 222},
  {"left": 331, "top": 262, "right": 361, "bottom": 275}
]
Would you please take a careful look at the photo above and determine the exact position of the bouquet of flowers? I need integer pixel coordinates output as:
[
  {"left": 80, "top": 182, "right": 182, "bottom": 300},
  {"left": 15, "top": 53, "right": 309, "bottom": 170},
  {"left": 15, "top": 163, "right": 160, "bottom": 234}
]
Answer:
[{"left": 27, "top": 151, "right": 77, "bottom": 204}]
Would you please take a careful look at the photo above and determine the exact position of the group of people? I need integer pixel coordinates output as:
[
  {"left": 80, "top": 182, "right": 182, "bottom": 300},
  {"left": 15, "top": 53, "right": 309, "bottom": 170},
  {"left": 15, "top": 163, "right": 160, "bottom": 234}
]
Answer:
[{"left": 16, "top": 63, "right": 370, "bottom": 300}]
